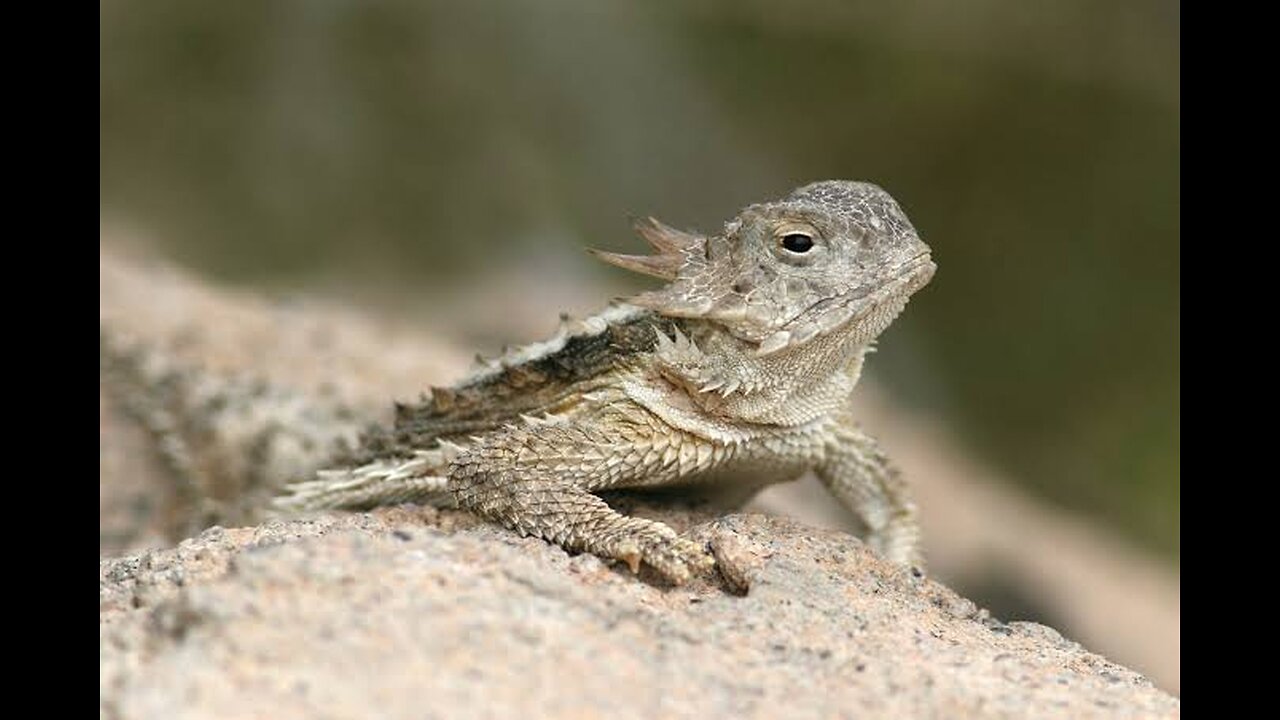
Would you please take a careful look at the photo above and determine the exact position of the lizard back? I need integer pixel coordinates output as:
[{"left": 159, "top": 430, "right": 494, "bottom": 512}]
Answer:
[{"left": 354, "top": 304, "right": 679, "bottom": 459}]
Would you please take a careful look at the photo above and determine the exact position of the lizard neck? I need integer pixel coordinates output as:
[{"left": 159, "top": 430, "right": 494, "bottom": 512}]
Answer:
[{"left": 664, "top": 319, "right": 870, "bottom": 427}]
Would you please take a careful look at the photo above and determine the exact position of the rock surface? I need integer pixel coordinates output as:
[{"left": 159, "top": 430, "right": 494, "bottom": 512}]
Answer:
[{"left": 100, "top": 507, "right": 1176, "bottom": 720}]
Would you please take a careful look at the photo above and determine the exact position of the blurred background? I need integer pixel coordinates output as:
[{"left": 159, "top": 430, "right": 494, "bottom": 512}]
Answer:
[{"left": 101, "top": 0, "right": 1179, "bottom": 691}]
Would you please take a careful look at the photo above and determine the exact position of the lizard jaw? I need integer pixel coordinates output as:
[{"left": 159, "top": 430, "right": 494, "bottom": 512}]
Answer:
[{"left": 756, "top": 253, "right": 936, "bottom": 357}]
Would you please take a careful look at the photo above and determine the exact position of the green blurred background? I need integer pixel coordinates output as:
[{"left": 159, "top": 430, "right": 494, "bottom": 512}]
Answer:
[{"left": 100, "top": 1, "right": 1179, "bottom": 562}]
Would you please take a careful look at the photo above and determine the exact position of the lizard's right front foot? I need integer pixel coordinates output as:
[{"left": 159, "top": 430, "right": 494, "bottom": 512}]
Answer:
[{"left": 597, "top": 520, "right": 714, "bottom": 585}]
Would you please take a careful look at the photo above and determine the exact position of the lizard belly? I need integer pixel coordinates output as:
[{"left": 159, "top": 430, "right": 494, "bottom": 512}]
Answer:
[
  {"left": 614, "top": 452, "right": 810, "bottom": 509},
  {"left": 607, "top": 379, "right": 829, "bottom": 498}
]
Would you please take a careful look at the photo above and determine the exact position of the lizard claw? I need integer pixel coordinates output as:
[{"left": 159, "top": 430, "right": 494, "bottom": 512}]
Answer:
[
  {"left": 607, "top": 528, "right": 713, "bottom": 585},
  {"left": 616, "top": 542, "right": 643, "bottom": 575}
]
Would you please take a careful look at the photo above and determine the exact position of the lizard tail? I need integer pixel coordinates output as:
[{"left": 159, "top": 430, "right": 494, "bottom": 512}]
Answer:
[{"left": 271, "top": 449, "right": 455, "bottom": 514}]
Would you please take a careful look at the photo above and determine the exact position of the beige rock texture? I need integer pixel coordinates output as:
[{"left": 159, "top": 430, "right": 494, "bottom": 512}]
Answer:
[
  {"left": 100, "top": 241, "right": 1180, "bottom": 717},
  {"left": 101, "top": 509, "right": 1176, "bottom": 720}
]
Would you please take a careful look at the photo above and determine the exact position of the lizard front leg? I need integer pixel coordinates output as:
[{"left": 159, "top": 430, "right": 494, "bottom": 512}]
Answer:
[
  {"left": 448, "top": 401, "right": 717, "bottom": 584},
  {"left": 816, "top": 414, "right": 923, "bottom": 568}
]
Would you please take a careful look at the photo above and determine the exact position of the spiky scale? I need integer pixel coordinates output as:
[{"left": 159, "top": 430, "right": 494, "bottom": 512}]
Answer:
[
  {"left": 394, "top": 401, "right": 411, "bottom": 421},
  {"left": 429, "top": 387, "right": 456, "bottom": 412}
]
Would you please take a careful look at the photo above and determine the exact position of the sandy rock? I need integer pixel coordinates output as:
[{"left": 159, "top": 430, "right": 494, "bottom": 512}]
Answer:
[{"left": 100, "top": 508, "right": 1176, "bottom": 720}]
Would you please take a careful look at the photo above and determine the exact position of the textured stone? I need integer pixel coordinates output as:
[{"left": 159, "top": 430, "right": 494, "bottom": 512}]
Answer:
[{"left": 100, "top": 509, "right": 1177, "bottom": 719}]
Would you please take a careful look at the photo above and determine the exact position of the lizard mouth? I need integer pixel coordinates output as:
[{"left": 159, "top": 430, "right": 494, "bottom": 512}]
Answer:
[
  {"left": 758, "top": 252, "right": 935, "bottom": 355},
  {"left": 845, "top": 252, "right": 936, "bottom": 318}
]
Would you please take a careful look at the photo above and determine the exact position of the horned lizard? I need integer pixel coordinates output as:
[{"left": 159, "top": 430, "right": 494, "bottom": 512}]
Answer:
[{"left": 267, "top": 179, "right": 936, "bottom": 583}]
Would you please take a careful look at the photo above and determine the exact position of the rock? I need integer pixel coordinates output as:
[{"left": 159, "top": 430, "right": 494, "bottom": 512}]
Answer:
[{"left": 100, "top": 508, "right": 1177, "bottom": 719}]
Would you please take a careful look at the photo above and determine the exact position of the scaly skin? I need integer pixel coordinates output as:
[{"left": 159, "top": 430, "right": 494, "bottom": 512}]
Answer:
[{"left": 275, "top": 180, "right": 935, "bottom": 583}]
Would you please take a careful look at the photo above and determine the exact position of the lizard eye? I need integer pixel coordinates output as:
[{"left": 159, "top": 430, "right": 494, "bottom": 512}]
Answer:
[
  {"left": 780, "top": 233, "right": 814, "bottom": 254},
  {"left": 770, "top": 221, "right": 823, "bottom": 265}
]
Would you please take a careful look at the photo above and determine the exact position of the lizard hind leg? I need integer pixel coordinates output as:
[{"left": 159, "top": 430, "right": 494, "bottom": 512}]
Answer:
[
  {"left": 455, "top": 475, "right": 713, "bottom": 583},
  {"left": 447, "top": 407, "right": 716, "bottom": 584}
]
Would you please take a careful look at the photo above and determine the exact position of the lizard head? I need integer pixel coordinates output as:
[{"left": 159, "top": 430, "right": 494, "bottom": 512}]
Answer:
[{"left": 592, "top": 180, "right": 935, "bottom": 355}]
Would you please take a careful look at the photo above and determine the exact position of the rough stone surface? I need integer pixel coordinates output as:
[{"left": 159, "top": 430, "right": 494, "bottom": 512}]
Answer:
[{"left": 100, "top": 508, "right": 1176, "bottom": 720}]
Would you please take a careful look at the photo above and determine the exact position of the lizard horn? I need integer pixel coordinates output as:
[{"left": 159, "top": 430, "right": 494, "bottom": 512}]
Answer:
[
  {"left": 631, "top": 216, "right": 701, "bottom": 255},
  {"left": 587, "top": 217, "right": 704, "bottom": 281},
  {"left": 587, "top": 249, "right": 682, "bottom": 280}
]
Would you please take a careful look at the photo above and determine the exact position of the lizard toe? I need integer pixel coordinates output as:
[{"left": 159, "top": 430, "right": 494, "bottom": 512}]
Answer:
[{"left": 638, "top": 535, "right": 713, "bottom": 585}]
